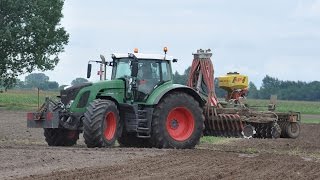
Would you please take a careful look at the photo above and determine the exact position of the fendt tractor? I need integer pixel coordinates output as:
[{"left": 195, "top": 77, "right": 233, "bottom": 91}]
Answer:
[{"left": 27, "top": 48, "right": 301, "bottom": 149}]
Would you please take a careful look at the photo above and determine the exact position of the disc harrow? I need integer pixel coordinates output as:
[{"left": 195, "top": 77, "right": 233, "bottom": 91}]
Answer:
[
  {"left": 204, "top": 113, "right": 244, "bottom": 137},
  {"left": 187, "top": 49, "right": 301, "bottom": 140},
  {"left": 278, "top": 121, "right": 300, "bottom": 139},
  {"left": 250, "top": 122, "right": 281, "bottom": 139},
  {"left": 204, "top": 110, "right": 282, "bottom": 139}
]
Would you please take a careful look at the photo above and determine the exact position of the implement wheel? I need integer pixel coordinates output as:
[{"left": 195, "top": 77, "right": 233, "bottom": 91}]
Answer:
[
  {"left": 286, "top": 122, "right": 300, "bottom": 139},
  {"left": 151, "top": 92, "right": 204, "bottom": 149},
  {"left": 44, "top": 129, "right": 79, "bottom": 146},
  {"left": 83, "top": 99, "right": 121, "bottom": 148}
]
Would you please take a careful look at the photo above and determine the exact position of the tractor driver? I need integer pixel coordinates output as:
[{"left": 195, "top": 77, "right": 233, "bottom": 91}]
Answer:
[{"left": 137, "top": 62, "right": 158, "bottom": 96}]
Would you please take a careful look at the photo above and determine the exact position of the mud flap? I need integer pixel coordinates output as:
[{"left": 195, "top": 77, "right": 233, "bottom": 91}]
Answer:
[{"left": 27, "top": 112, "right": 59, "bottom": 128}]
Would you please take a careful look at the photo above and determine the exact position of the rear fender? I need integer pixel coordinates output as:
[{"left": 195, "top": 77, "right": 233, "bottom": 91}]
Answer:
[{"left": 146, "top": 83, "right": 205, "bottom": 106}]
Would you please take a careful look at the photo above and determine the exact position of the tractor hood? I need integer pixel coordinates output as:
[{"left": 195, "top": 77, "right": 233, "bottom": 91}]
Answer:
[
  {"left": 90, "top": 79, "right": 125, "bottom": 92},
  {"left": 60, "top": 82, "right": 93, "bottom": 105},
  {"left": 68, "top": 79, "right": 126, "bottom": 113}
]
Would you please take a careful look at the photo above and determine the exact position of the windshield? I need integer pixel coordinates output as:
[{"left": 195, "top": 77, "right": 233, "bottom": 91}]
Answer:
[
  {"left": 112, "top": 58, "right": 131, "bottom": 79},
  {"left": 112, "top": 58, "right": 172, "bottom": 83}
]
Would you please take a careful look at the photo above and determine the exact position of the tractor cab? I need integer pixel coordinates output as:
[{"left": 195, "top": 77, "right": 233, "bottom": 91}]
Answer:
[
  {"left": 88, "top": 48, "right": 176, "bottom": 102},
  {"left": 111, "top": 52, "right": 173, "bottom": 101}
]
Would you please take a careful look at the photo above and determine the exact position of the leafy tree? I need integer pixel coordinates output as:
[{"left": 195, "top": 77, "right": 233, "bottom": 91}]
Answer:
[
  {"left": 0, "top": 0, "right": 69, "bottom": 89},
  {"left": 214, "top": 78, "right": 226, "bottom": 98},
  {"left": 256, "top": 75, "right": 320, "bottom": 101},
  {"left": 47, "top": 81, "right": 59, "bottom": 90},
  {"left": 71, "top": 78, "right": 89, "bottom": 86},
  {"left": 172, "top": 71, "right": 184, "bottom": 84},
  {"left": 13, "top": 79, "right": 25, "bottom": 89},
  {"left": 25, "top": 73, "right": 49, "bottom": 88},
  {"left": 172, "top": 67, "right": 191, "bottom": 85},
  {"left": 248, "top": 81, "right": 259, "bottom": 99},
  {"left": 24, "top": 73, "right": 58, "bottom": 90},
  {"left": 259, "top": 75, "right": 280, "bottom": 99}
]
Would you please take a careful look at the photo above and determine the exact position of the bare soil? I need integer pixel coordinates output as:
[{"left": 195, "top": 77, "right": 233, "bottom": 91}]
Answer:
[{"left": 0, "top": 110, "right": 319, "bottom": 180}]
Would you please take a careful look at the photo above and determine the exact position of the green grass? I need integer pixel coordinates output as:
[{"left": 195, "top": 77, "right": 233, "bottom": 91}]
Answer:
[
  {"left": 0, "top": 90, "right": 58, "bottom": 111},
  {"left": 246, "top": 99, "right": 320, "bottom": 115},
  {"left": 302, "top": 119, "right": 320, "bottom": 124},
  {"left": 1, "top": 90, "right": 320, "bottom": 124}
]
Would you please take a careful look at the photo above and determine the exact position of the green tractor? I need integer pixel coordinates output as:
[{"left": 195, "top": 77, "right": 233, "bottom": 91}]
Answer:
[
  {"left": 27, "top": 48, "right": 301, "bottom": 148},
  {"left": 27, "top": 48, "right": 205, "bottom": 149}
]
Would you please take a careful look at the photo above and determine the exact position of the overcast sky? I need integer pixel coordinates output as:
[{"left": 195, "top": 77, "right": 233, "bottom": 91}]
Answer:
[{"left": 19, "top": 0, "right": 320, "bottom": 87}]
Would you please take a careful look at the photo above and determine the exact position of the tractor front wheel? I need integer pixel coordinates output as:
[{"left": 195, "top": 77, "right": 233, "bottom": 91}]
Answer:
[
  {"left": 83, "top": 99, "right": 121, "bottom": 148},
  {"left": 44, "top": 128, "right": 79, "bottom": 146},
  {"left": 151, "top": 92, "right": 204, "bottom": 149}
]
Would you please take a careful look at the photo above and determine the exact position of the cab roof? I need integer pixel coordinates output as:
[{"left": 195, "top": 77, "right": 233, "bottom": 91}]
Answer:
[{"left": 112, "top": 53, "right": 174, "bottom": 61}]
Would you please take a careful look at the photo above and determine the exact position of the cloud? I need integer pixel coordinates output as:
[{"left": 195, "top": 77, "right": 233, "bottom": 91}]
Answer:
[
  {"left": 293, "top": 0, "right": 320, "bottom": 18},
  {"left": 264, "top": 56, "right": 320, "bottom": 83},
  {"left": 18, "top": 0, "right": 320, "bottom": 88}
]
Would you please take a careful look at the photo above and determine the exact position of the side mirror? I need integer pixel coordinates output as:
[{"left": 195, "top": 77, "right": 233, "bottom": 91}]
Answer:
[
  {"left": 173, "top": 59, "right": 178, "bottom": 63},
  {"left": 87, "top": 63, "right": 92, "bottom": 78},
  {"left": 131, "top": 60, "right": 138, "bottom": 77},
  {"left": 100, "top": 54, "right": 106, "bottom": 62}
]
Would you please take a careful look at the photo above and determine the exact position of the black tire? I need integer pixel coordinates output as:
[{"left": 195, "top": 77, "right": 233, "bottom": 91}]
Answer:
[
  {"left": 151, "top": 92, "right": 204, "bottom": 149},
  {"left": 286, "top": 122, "right": 300, "bottom": 139},
  {"left": 118, "top": 130, "right": 152, "bottom": 148},
  {"left": 271, "top": 122, "right": 281, "bottom": 139},
  {"left": 83, "top": 99, "right": 121, "bottom": 148},
  {"left": 279, "top": 121, "right": 288, "bottom": 138},
  {"left": 44, "top": 128, "right": 79, "bottom": 146}
]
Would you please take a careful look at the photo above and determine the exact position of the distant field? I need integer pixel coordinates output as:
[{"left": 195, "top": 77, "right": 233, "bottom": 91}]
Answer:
[
  {"left": 246, "top": 99, "right": 320, "bottom": 115},
  {"left": 246, "top": 99, "right": 320, "bottom": 123},
  {"left": 0, "top": 90, "right": 319, "bottom": 123},
  {"left": 0, "top": 90, "right": 58, "bottom": 110}
]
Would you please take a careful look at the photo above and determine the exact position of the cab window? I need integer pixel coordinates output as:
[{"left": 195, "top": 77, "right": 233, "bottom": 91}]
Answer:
[
  {"left": 112, "top": 58, "right": 131, "bottom": 79},
  {"left": 161, "top": 61, "right": 171, "bottom": 82}
]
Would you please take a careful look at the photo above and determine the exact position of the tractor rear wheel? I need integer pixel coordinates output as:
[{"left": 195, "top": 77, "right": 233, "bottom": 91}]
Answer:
[
  {"left": 118, "top": 130, "right": 152, "bottom": 148},
  {"left": 151, "top": 92, "right": 204, "bottom": 149},
  {"left": 44, "top": 128, "right": 79, "bottom": 146},
  {"left": 83, "top": 99, "right": 121, "bottom": 148}
]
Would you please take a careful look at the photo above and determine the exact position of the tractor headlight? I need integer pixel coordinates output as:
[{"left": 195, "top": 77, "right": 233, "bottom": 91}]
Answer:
[
  {"left": 64, "top": 85, "right": 71, "bottom": 90},
  {"left": 66, "top": 100, "right": 74, "bottom": 109}
]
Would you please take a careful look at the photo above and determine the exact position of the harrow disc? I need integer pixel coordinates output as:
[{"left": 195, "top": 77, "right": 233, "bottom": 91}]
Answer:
[
  {"left": 204, "top": 113, "right": 243, "bottom": 137},
  {"left": 271, "top": 123, "right": 281, "bottom": 139},
  {"left": 242, "top": 124, "right": 256, "bottom": 139}
]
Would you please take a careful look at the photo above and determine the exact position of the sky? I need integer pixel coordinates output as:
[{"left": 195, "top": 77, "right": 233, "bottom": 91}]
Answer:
[{"left": 19, "top": 0, "right": 320, "bottom": 87}]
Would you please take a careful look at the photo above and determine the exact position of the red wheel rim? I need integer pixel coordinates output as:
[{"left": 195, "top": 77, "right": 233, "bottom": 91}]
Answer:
[
  {"left": 166, "top": 107, "right": 195, "bottom": 141},
  {"left": 104, "top": 112, "right": 117, "bottom": 141}
]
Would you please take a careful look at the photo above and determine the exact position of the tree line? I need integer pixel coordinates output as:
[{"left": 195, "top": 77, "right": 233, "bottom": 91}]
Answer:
[
  {"left": 248, "top": 75, "right": 320, "bottom": 101},
  {"left": 1, "top": 73, "right": 89, "bottom": 91},
  {"left": 2, "top": 71, "right": 318, "bottom": 101},
  {"left": 172, "top": 70, "right": 320, "bottom": 101}
]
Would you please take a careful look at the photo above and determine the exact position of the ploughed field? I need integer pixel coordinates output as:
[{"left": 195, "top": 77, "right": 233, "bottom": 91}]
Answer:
[{"left": 0, "top": 110, "right": 319, "bottom": 180}]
